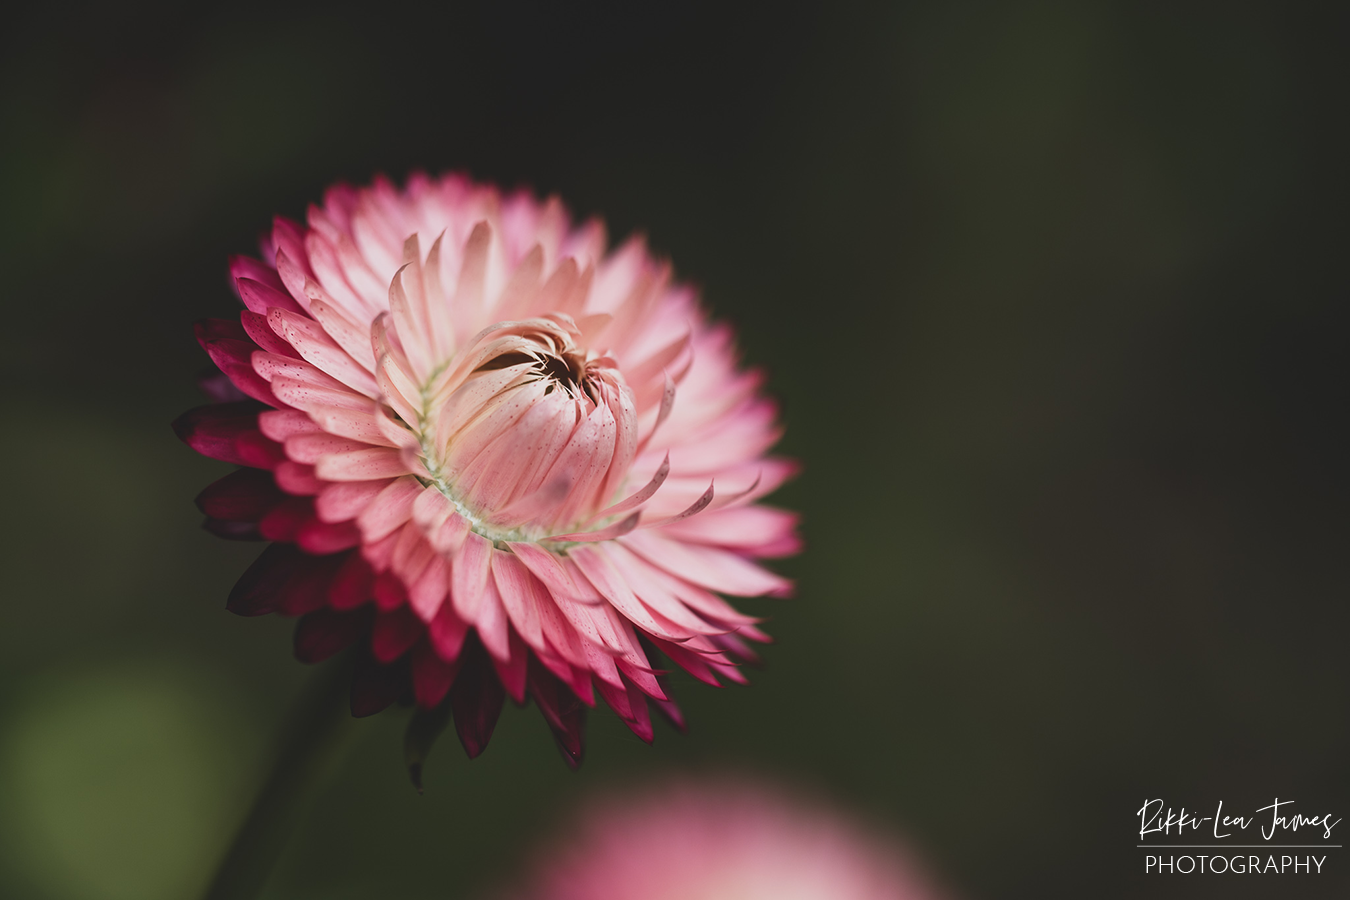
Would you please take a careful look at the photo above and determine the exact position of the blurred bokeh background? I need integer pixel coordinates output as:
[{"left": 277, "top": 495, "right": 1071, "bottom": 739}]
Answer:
[{"left": 1, "top": 2, "right": 1345, "bottom": 898}]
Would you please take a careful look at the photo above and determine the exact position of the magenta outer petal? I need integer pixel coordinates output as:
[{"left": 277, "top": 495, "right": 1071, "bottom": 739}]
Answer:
[
  {"left": 295, "top": 607, "right": 370, "bottom": 664},
  {"left": 372, "top": 607, "right": 423, "bottom": 663},
  {"left": 195, "top": 468, "right": 285, "bottom": 522},
  {"left": 198, "top": 370, "right": 249, "bottom": 403},
  {"left": 173, "top": 403, "right": 282, "bottom": 468},
  {"left": 411, "top": 642, "right": 460, "bottom": 708},
  {"left": 227, "top": 544, "right": 305, "bottom": 617},
  {"left": 527, "top": 658, "right": 588, "bottom": 768},
  {"left": 450, "top": 641, "right": 506, "bottom": 758}
]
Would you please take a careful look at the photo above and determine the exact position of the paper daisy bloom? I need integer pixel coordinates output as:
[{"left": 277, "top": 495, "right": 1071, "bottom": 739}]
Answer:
[
  {"left": 502, "top": 780, "right": 948, "bottom": 900},
  {"left": 175, "top": 173, "right": 799, "bottom": 770}
]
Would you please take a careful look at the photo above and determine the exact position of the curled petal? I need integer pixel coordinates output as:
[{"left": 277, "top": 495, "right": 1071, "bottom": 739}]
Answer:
[
  {"left": 641, "top": 481, "right": 714, "bottom": 529},
  {"left": 543, "top": 511, "right": 640, "bottom": 543},
  {"left": 586, "top": 454, "right": 669, "bottom": 523}
]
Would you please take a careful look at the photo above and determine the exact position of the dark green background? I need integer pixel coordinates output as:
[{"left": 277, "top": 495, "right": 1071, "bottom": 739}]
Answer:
[{"left": 1, "top": 2, "right": 1345, "bottom": 898}]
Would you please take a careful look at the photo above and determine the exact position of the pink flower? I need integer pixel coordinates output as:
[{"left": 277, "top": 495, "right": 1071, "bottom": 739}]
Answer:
[
  {"left": 175, "top": 173, "right": 798, "bottom": 771},
  {"left": 502, "top": 779, "right": 950, "bottom": 900}
]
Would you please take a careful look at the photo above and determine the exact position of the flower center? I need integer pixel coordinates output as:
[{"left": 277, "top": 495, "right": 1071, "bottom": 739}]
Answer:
[
  {"left": 476, "top": 345, "right": 592, "bottom": 400},
  {"left": 411, "top": 315, "right": 635, "bottom": 547}
]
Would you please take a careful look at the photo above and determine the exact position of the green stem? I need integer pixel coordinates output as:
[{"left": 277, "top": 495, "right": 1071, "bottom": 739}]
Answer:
[{"left": 203, "top": 654, "right": 361, "bottom": 900}]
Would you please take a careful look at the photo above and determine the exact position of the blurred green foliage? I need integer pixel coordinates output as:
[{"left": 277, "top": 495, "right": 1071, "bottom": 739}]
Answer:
[
  {"left": 0, "top": 2, "right": 1344, "bottom": 899},
  {"left": 1, "top": 663, "right": 256, "bottom": 900}
]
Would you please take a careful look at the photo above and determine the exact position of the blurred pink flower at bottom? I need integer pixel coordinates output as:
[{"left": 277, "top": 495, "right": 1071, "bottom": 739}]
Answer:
[{"left": 503, "top": 780, "right": 951, "bottom": 900}]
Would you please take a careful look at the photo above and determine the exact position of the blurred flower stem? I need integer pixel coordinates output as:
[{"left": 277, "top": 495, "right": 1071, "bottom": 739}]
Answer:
[{"left": 203, "top": 654, "right": 362, "bottom": 900}]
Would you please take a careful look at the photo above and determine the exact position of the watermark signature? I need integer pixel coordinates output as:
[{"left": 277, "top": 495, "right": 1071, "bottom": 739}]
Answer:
[{"left": 1136, "top": 799, "right": 1341, "bottom": 876}]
